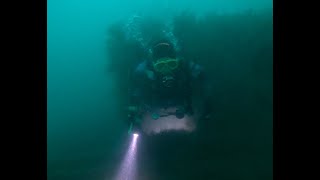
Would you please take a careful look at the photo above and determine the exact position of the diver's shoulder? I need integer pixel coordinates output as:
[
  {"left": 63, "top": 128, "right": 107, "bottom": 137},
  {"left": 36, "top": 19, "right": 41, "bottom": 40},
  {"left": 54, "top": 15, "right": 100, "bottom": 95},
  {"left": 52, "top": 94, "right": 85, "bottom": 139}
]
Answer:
[
  {"left": 134, "top": 60, "right": 149, "bottom": 73},
  {"left": 133, "top": 60, "right": 154, "bottom": 80},
  {"left": 182, "top": 59, "right": 204, "bottom": 78}
]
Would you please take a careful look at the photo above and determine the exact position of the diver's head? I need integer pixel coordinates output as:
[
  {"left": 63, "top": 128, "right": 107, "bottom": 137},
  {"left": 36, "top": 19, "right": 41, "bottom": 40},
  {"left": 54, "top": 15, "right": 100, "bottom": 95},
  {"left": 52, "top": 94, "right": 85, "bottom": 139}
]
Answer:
[
  {"left": 150, "top": 39, "right": 180, "bottom": 75},
  {"left": 151, "top": 39, "right": 176, "bottom": 60}
]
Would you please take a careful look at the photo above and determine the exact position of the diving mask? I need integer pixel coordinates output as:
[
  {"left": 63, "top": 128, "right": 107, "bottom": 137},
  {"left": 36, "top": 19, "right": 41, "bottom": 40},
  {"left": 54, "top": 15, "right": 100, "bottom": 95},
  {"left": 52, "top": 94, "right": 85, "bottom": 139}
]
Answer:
[{"left": 152, "top": 58, "right": 179, "bottom": 74}]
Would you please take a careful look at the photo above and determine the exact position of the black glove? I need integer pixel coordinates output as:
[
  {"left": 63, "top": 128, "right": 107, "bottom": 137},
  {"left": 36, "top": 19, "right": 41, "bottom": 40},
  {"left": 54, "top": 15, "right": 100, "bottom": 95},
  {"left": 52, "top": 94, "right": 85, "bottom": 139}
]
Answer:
[{"left": 201, "top": 100, "right": 213, "bottom": 120}]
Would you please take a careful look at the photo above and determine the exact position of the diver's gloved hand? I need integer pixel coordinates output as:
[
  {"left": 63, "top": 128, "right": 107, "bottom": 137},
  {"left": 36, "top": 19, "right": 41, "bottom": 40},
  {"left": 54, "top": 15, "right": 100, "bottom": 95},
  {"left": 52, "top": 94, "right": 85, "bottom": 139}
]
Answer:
[
  {"left": 201, "top": 101, "right": 213, "bottom": 120},
  {"left": 127, "top": 105, "right": 140, "bottom": 120},
  {"left": 203, "top": 113, "right": 211, "bottom": 120},
  {"left": 127, "top": 113, "right": 142, "bottom": 135},
  {"left": 127, "top": 106, "right": 142, "bottom": 122}
]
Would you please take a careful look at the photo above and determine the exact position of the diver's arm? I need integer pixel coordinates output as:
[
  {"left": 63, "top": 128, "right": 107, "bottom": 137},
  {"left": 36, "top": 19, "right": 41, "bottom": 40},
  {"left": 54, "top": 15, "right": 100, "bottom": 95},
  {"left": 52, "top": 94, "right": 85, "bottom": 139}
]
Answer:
[
  {"left": 200, "top": 74, "right": 213, "bottom": 119},
  {"left": 192, "top": 64, "right": 213, "bottom": 119},
  {"left": 127, "top": 70, "right": 145, "bottom": 123},
  {"left": 127, "top": 70, "right": 147, "bottom": 134},
  {"left": 128, "top": 87, "right": 140, "bottom": 117}
]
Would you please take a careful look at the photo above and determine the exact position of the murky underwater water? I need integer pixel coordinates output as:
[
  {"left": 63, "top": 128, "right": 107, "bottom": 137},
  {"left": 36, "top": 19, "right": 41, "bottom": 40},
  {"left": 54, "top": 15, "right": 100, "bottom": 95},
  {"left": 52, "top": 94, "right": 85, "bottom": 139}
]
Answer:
[{"left": 48, "top": 0, "right": 272, "bottom": 179}]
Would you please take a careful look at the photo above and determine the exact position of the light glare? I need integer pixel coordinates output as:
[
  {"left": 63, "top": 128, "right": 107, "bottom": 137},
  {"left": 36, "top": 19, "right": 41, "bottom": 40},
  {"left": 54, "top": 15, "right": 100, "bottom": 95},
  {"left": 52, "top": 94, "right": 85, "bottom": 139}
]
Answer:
[{"left": 114, "top": 134, "right": 139, "bottom": 180}]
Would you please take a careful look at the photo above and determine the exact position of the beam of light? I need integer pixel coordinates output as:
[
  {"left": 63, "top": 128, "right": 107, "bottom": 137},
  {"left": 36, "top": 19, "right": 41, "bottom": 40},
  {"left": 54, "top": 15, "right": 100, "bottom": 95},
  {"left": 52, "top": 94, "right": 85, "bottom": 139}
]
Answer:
[{"left": 114, "top": 134, "right": 139, "bottom": 180}]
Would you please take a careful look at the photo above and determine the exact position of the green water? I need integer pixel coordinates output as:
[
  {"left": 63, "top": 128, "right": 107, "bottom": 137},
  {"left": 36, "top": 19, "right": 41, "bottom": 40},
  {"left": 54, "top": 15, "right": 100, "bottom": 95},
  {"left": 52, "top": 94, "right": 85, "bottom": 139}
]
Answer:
[{"left": 48, "top": 0, "right": 272, "bottom": 179}]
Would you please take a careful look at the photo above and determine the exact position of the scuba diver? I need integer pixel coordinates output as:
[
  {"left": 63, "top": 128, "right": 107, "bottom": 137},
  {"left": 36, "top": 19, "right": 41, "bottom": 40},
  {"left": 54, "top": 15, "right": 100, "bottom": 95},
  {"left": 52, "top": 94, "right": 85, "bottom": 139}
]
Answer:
[{"left": 127, "top": 39, "right": 212, "bottom": 136}]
